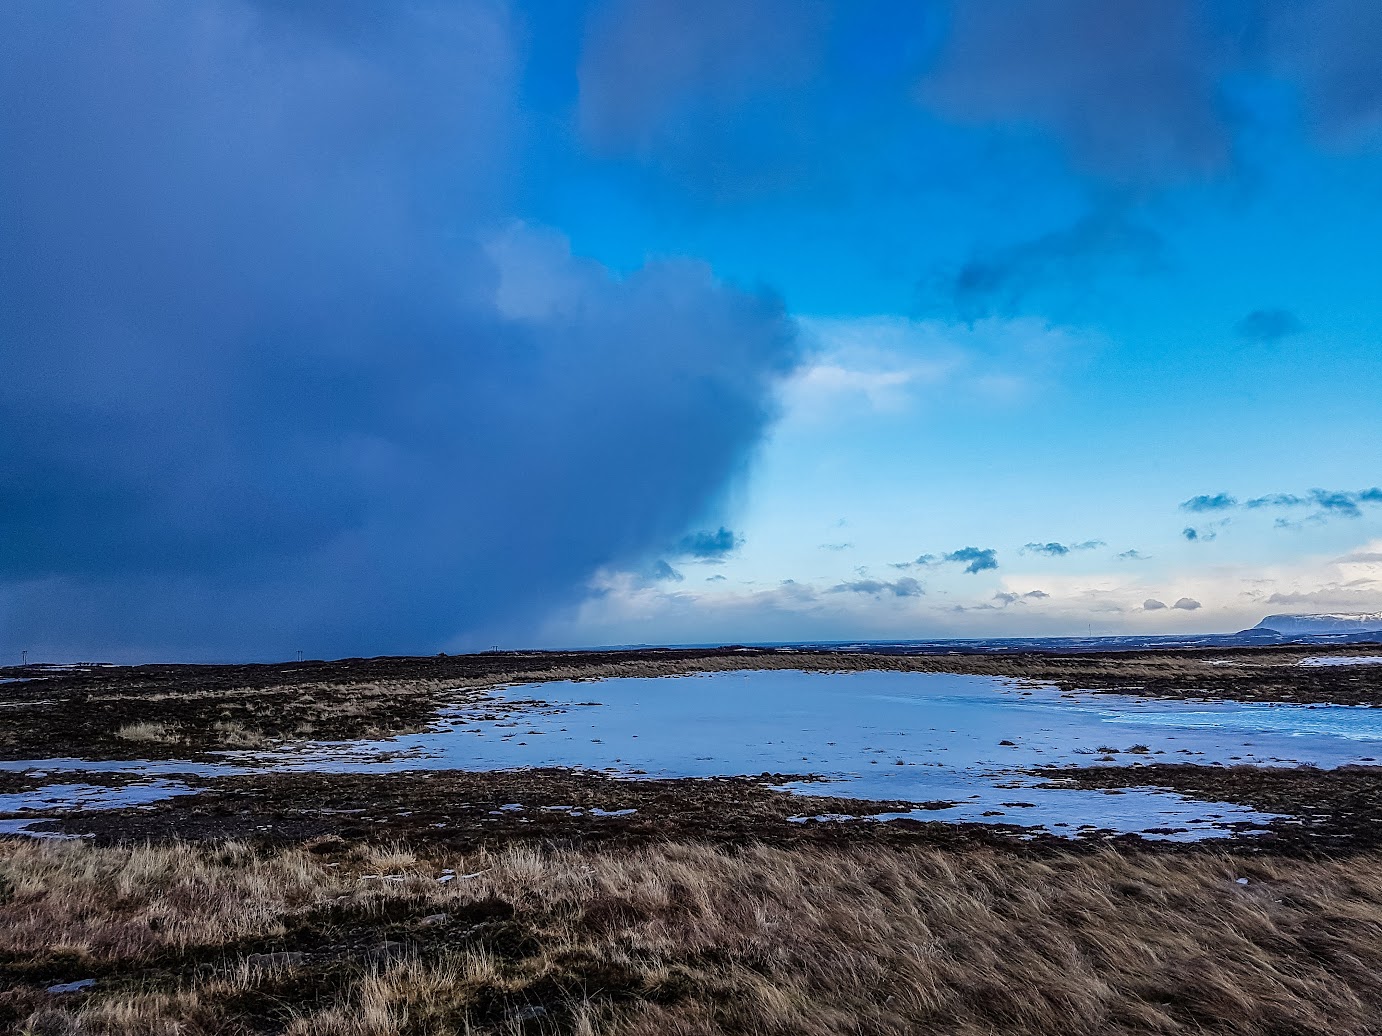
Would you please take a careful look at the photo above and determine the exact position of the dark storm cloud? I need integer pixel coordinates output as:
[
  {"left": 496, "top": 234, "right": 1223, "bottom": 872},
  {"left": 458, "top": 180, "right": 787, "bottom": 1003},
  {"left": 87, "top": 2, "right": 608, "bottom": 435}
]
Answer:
[
  {"left": 674, "top": 527, "right": 743, "bottom": 561},
  {"left": 829, "top": 577, "right": 924, "bottom": 598},
  {"left": 920, "top": 0, "right": 1234, "bottom": 181},
  {"left": 1181, "top": 493, "right": 1238, "bottom": 513},
  {"left": 1267, "top": 0, "right": 1382, "bottom": 149},
  {"left": 575, "top": 0, "right": 1382, "bottom": 206},
  {"left": 578, "top": 0, "right": 828, "bottom": 150},
  {"left": 1235, "top": 308, "right": 1302, "bottom": 343},
  {"left": 0, "top": 2, "right": 798, "bottom": 660},
  {"left": 920, "top": 206, "right": 1166, "bottom": 321},
  {"left": 944, "top": 547, "right": 999, "bottom": 574},
  {"left": 576, "top": 0, "right": 841, "bottom": 196},
  {"left": 921, "top": 1, "right": 1382, "bottom": 180}
]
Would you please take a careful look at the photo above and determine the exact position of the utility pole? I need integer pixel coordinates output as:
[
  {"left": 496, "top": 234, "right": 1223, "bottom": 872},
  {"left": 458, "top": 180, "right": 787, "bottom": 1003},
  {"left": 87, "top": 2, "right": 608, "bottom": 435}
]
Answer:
[{"left": 20, "top": 650, "right": 26, "bottom": 666}]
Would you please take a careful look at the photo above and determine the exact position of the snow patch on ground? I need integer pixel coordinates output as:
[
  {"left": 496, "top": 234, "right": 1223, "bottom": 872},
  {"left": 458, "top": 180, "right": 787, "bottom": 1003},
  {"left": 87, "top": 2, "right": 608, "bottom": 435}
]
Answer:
[{"left": 1298, "top": 655, "right": 1382, "bottom": 667}]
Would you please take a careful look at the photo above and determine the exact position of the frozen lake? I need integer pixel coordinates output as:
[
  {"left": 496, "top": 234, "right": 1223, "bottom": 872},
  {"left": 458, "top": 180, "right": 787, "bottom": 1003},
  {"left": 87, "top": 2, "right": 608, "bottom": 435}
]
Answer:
[
  {"left": 8, "top": 669, "right": 1382, "bottom": 840},
  {"left": 250, "top": 669, "right": 1382, "bottom": 840}
]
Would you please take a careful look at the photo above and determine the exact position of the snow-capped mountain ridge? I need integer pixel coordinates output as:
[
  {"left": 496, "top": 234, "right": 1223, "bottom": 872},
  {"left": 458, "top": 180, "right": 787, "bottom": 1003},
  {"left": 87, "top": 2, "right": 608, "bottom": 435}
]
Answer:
[{"left": 1254, "top": 613, "right": 1382, "bottom": 636}]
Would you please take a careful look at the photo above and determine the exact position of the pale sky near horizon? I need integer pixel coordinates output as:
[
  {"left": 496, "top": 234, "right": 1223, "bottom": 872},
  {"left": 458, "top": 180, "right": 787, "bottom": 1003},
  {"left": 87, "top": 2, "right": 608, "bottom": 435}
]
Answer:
[{"left": 3, "top": 1, "right": 1381, "bottom": 660}]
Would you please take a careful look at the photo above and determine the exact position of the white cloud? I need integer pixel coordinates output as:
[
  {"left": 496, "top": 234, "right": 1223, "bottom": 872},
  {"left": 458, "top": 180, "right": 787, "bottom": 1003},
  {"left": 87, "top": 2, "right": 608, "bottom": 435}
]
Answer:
[{"left": 778, "top": 315, "right": 1096, "bottom": 422}]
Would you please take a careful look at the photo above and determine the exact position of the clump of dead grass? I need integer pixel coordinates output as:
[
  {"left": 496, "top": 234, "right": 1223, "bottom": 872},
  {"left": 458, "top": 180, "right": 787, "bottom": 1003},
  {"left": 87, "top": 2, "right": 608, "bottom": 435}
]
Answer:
[{"left": 113, "top": 722, "right": 179, "bottom": 745}]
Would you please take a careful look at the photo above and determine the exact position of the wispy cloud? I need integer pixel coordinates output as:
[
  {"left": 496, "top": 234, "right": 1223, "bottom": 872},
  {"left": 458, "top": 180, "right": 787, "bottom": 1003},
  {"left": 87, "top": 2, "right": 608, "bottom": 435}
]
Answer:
[
  {"left": 1181, "top": 488, "right": 1382, "bottom": 527},
  {"left": 781, "top": 315, "right": 1095, "bottom": 422},
  {"left": 1181, "top": 493, "right": 1237, "bottom": 513},
  {"left": 1117, "top": 549, "right": 1150, "bottom": 561},
  {"left": 648, "top": 560, "right": 684, "bottom": 583},
  {"left": 919, "top": 206, "right": 1165, "bottom": 322},
  {"left": 894, "top": 548, "right": 999, "bottom": 574},
  {"left": 1236, "top": 308, "right": 1302, "bottom": 344},
  {"left": 828, "top": 577, "right": 924, "bottom": 598},
  {"left": 1021, "top": 540, "right": 1105, "bottom": 557},
  {"left": 994, "top": 590, "right": 1050, "bottom": 605},
  {"left": 1250, "top": 488, "right": 1382, "bottom": 521},
  {"left": 1340, "top": 550, "right": 1382, "bottom": 564}
]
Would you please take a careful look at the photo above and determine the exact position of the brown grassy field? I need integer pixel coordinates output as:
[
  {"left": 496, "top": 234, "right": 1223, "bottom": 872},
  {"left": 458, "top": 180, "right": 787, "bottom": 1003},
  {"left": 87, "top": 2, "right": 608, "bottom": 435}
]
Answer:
[{"left": 8, "top": 836, "right": 1382, "bottom": 1035}]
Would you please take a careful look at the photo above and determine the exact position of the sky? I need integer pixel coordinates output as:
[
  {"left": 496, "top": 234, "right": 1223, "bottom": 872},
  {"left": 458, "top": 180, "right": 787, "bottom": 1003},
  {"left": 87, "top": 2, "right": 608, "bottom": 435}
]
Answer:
[{"left": 3, "top": 0, "right": 1381, "bottom": 661}]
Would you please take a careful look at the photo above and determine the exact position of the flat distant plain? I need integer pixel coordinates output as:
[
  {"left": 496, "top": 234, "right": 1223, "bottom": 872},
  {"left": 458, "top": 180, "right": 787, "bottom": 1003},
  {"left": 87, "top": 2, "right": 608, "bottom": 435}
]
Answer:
[{"left": 4, "top": 645, "right": 1382, "bottom": 1034}]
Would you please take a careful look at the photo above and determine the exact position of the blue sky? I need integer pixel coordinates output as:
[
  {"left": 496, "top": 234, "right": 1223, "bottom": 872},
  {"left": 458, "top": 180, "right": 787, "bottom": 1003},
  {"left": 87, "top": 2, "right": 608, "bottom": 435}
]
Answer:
[{"left": 3, "top": 1, "right": 1381, "bottom": 660}]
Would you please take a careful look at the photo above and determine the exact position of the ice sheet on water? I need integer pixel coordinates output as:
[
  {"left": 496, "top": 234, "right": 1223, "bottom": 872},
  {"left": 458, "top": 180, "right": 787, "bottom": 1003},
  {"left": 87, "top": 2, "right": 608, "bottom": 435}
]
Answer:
[
  {"left": 0, "top": 779, "right": 201, "bottom": 815},
  {"left": 0, "top": 758, "right": 244, "bottom": 777},
  {"left": 247, "top": 669, "right": 1382, "bottom": 839},
  {"left": 12, "top": 669, "right": 1382, "bottom": 841}
]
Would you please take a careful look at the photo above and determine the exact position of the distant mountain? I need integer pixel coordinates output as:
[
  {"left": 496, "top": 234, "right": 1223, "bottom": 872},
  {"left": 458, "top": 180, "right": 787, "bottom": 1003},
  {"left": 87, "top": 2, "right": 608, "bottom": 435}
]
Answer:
[{"left": 1252, "top": 613, "right": 1382, "bottom": 637}]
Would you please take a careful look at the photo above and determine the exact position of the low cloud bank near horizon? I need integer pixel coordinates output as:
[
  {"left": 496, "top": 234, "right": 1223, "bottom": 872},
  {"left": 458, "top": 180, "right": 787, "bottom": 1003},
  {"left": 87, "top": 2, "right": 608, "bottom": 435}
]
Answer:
[{"left": 0, "top": 3, "right": 797, "bottom": 661}]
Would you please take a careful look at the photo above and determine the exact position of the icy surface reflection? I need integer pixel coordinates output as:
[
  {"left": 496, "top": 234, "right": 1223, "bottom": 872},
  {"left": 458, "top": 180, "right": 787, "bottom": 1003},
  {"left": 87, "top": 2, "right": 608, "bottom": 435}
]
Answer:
[{"left": 256, "top": 670, "right": 1382, "bottom": 839}]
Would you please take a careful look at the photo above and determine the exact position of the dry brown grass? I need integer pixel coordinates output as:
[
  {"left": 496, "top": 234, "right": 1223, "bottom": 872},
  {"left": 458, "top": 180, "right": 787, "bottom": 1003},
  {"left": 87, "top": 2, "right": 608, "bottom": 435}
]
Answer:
[
  {"left": 112, "top": 722, "right": 179, "bottom": 745},
  {"left": 7, "top": 837, "right": 1382, "bottom": 1034}
]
